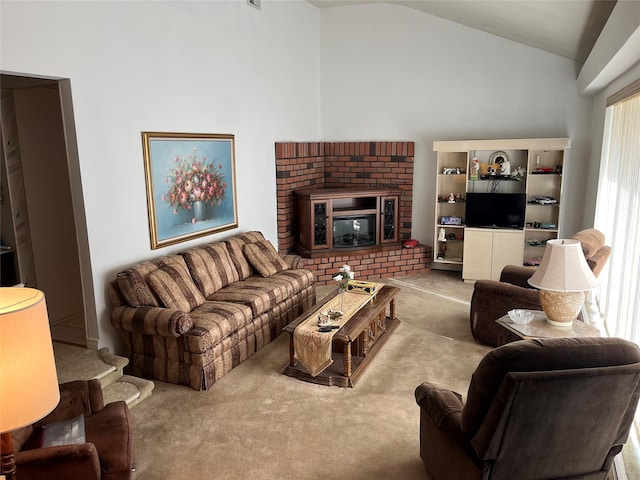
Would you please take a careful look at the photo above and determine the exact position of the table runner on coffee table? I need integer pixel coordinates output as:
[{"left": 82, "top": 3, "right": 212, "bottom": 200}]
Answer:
[{"left": 294, "top": 286, "right": 382, "bottom": 377}]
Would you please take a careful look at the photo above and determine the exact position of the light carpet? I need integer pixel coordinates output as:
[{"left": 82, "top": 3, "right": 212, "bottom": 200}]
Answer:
[{"left": 129, "top": 271, "right": 492, "bottom": 479}]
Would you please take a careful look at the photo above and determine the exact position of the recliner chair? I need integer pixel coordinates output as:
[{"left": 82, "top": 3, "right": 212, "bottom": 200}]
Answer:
[
  {"left": 415, "top": 337, "right": 640, "bottom": 480},
  {"left": 470, "top": 228, "right": 611, "bottom": 346},
  {"left": 10, "top": 379, "right": 133, "bottom": 480}
]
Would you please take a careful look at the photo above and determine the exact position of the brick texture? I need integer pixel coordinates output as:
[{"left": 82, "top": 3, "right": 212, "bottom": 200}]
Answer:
[
  {"left": 275, "top": 141, "right": 431, "bottom": 283},
  {"left": 301, "top": 245, "right": 432, "bottom": 286}
]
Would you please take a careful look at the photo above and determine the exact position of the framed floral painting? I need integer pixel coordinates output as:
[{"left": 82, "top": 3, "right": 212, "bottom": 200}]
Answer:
[{"left": 142, "top": 132, "right": 238, "bottom": 249}]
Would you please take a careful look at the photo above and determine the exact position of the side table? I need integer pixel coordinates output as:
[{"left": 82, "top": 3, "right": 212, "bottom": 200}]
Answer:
[{"left": 495, "top": 310, "right": 600, "bottom": 346}]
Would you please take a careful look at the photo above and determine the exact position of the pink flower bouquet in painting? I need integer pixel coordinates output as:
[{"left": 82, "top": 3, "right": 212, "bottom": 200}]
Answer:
[{"left": 162, "top": 147, "right": 227, "bottom": 218}]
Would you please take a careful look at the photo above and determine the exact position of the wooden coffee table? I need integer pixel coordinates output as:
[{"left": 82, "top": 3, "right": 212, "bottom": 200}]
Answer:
[{"left": 282, "top": 285, "right": 400, "bottom": 387}]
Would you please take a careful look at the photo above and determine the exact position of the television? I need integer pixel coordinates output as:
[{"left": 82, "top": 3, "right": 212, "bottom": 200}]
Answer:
[{"left": 464, "top": 192, "right": 526, "bottom": 229}]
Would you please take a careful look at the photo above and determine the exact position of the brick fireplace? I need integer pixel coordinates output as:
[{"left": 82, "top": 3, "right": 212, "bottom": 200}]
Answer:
[{"left": 275, "top": 141, "right": 431, "bottom": 284}]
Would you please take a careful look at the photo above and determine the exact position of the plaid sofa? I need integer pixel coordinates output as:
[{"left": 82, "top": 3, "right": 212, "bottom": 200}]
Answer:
[{"left": 109, "top": 231, "right": 316, "bottom": 390}]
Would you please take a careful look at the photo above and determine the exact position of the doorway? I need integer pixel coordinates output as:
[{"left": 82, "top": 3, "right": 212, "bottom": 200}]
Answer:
[{"left": 1, "top": 73, "right": 96, "bottom": 348}]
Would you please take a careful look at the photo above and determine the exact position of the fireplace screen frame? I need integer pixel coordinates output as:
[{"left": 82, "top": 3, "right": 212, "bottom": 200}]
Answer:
[{"left": 332, "top": 214, "right": 376, "bottom": 248}]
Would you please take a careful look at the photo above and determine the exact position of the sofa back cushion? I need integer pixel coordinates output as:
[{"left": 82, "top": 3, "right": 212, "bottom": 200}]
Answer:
[
  {"left": 183, "top": 242, "right": 240, "bottom": 297},
  {"left": 147, "top": 259, "right": 206, "bottom": 312},
  {"left": 572, "top": 229, "right": 605, "bottom": 260},
  {"left": 116, "top": 255, "right": 185, "bottom": 307},
  {"left": 571, "top": 228, "right": 611, "bottom": 277},
  {"left": 243, "top": 240, "right": 289, "bottom": 277},
  {"left": 224, "top": 231, "right": 265, "bottom": 280}
]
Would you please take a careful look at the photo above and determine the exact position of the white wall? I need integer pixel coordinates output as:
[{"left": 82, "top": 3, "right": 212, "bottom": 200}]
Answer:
[
  {"left": 1, "top": 1, "right": 609, "bottom": 352},
  {"left": 1, "top": 0, "right": 321, "bottom": 352},
  {"left": 318, "top": 3, "right": 594, "bottom": 245}
]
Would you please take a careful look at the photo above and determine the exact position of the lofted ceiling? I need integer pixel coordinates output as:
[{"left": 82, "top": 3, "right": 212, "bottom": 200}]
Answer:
[{"left": 308, "top": 0, "right": 617, "bottom": 64}]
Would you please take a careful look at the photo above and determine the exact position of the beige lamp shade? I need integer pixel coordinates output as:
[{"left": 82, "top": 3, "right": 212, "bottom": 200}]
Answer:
[
  {"left": 528, "top": 239, "right": 598, "bottom": 292},
  {"left": 0, "top": 288, "right": 60, "bottom": 432},
  {"left": 528, "top": 239, "right": 598, "bottom": 326}
]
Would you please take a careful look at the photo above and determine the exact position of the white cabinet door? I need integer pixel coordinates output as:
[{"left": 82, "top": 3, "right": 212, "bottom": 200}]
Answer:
[
  {"left": 462, "top": 228, "right": 493, "bottom": 281},
  {"left": 463, "top": 228, "right": 524, "bottom": 281},
  {"left": 491, "top": 231, "right": 525, "bottom": 280}
]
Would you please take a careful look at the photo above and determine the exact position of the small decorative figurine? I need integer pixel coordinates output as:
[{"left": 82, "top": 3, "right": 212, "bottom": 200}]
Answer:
[
  {"left": 318, "top": 312, "right": 331, "bottom": 327},
  {"left": 470, "top": 155, "right": 479, "bottom": 180},
  {"left": 437, "top": 241, "right": 447, "bottom": 260},
  {"left": 510, "top": 166, "right": 526, "bottom": 181},
  {"left": 498, "top": 157, "right": 511, "bottom": 175}
]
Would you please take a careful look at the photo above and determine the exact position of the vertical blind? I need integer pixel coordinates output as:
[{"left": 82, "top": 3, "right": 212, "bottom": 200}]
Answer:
[
  {"left": 594, "top": 88, "right": 640, "bottom": 462},
  {"left": 594, "top": 90, "right": 640, "bottom": 343}
]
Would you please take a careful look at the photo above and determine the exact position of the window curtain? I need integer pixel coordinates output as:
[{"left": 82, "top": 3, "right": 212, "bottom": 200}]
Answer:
[
  {"left": 594, "top": 90, "right": 640, "bottom": 342},
  {"left": 594, "top": 88, "right": 640, "bottom": 469}
]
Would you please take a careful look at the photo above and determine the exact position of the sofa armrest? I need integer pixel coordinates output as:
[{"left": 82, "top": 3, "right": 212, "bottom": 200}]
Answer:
[
  {"left": 111, "top": 305, "right": 193, "bottom": 337},
  {"left": 280, "top": 253, "right": 306, "bottom": 269},
  {"left": 588, "top": 246, "right": 611, "bottom": 277},
  {"left": 499, "top": 265, "right": 537, "bottom": 288},
  {"left": 415, "top": 382, "right": 482, "bottom": 478},
  {"left": 470, "top": 279, "right": 541, "bottom": 346},
  {"left": 15, "top": 443, "right": 101, "bottom": 480},
  {"left": 415, "top": 382, "right": 464, "bottom": 428}
]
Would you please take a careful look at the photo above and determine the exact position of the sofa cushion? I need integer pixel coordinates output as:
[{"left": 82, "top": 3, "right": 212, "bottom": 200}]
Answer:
[
  {"left": 183, "top": 242, "right": 240, "bottom": 297},
  {"left": 116, "top": 255, "right": 185, "bottom": 307},
  {"left": 117, "top": 268, "right": 158, "bottom": 307},
  {"left": 208, "top": 279, "right": 288, "bottom": 317},
  {"left": 243, "top": 240, "right": 289, "bottom": 277},
  {"left": 186, "top": 301, "right": 253, "bottom": 350},
  {"left": 224, "top": 231, "right": 265, "bottom": 280},
  {"left": 148, "top": 261, "right": 206, "bottom": 312},
  {"left": 245, "top": 269, "right": 315, "bottom": 297}
]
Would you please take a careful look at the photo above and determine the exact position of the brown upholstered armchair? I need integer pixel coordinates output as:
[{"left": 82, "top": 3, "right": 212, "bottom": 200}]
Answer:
[
  {"left": 10, "top": 379, "right": 133, "bottom": 480},
  {"left": 470, "top": 228, "right": 611, "bottom": 346},
  {"left": 415, "top": 337, "right": 640, "bottom": 480}
]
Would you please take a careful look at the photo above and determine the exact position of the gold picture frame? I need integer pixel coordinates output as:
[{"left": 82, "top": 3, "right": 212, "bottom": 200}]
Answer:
[{"left": 142, "top": 132, "right": 238, "bottom": 249}]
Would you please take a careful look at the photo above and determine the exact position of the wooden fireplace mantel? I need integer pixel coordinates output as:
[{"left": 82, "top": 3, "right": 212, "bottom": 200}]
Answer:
[{"left": 294, "top": 187, "right": 401, "bottom": 258}]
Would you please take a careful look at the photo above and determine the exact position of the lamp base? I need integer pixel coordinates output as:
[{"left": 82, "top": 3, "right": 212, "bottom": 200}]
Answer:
[{"left": 539, "top": 290, "right": 585, "bottom": 327}]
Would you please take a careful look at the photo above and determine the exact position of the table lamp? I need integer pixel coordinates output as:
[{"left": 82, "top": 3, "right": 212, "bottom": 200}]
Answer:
[
  {"left": 528, "top": 239, "right": 599, "bottom": 327},
  {"left": 0, "top": 288, "right": 60, "bottom": 480}
]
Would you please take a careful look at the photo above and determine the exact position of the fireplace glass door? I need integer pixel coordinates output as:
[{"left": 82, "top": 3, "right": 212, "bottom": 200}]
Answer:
[{"left": 333, "top": 214, "right": 376, "bottom": 248}]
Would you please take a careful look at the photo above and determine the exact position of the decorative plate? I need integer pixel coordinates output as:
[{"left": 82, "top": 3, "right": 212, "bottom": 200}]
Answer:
[{"left": 489, "top": 151, "right": 509, "bottom": 165}]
